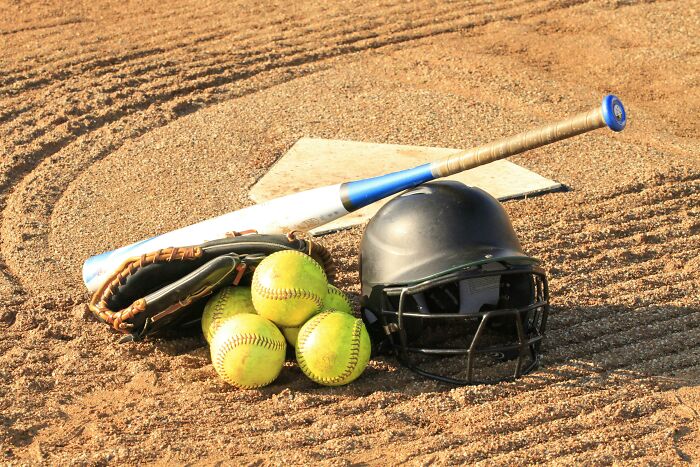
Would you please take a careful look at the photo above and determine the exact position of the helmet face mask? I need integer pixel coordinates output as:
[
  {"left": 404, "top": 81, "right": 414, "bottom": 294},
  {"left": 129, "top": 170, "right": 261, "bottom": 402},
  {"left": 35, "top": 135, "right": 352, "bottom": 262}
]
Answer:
[
  {"left": 360, "top": 181, "right": 550, "bottom": 385},
  {"left": 369, "top": 264, "right": 548, "bottom": 385}
]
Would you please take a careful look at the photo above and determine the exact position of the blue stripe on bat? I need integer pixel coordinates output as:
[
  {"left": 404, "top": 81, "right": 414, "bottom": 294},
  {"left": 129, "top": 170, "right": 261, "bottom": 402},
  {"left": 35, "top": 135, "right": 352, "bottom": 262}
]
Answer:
[{"left": 340, "top": 163, "right": 435, "bottom": 211}]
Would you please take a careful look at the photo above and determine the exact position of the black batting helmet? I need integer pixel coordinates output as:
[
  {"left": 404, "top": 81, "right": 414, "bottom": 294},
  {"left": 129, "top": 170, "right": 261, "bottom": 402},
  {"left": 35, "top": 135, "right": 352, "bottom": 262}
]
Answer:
[{"left": 360, "top": 181, "right": 549, "bottom": 385}]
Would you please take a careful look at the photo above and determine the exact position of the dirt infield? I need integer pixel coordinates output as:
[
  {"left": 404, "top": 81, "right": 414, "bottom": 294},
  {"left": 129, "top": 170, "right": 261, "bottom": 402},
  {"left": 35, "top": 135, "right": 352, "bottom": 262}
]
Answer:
[{"left": 1, "top": 0, "right": 698, "bottom": 464}]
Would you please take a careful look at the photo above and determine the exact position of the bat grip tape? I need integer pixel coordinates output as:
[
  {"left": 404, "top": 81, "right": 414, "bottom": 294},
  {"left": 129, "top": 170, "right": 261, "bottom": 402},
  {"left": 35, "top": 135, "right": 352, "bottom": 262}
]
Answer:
[{"left": 432, "top": 94, "right": 626, "bottom": 178}]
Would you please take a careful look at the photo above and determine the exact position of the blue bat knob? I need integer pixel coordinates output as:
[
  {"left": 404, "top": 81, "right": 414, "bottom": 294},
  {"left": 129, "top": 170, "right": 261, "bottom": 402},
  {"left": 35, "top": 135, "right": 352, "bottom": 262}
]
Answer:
[{"left": 602, "top": 94, "right": 626, "bottom": 132}]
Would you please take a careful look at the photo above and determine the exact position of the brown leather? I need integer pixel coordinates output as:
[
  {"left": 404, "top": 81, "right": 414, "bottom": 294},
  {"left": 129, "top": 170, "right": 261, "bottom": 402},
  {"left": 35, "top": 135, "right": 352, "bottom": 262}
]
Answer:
[{"left": 89, "top": 246, "right": 202, "bottom": 330}]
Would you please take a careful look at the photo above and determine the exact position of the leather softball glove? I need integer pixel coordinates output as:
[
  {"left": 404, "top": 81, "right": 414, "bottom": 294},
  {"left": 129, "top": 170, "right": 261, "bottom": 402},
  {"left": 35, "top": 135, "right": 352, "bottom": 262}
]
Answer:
[{"left": 88, "top": 233, "right": 334, "bottom": 342}]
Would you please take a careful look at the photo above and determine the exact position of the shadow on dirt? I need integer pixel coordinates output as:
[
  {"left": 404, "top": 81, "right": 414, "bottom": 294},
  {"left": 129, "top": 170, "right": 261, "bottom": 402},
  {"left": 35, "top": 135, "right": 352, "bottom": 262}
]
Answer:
[{"left": 133, "top": 302, "right": 700, "bottom": 398}]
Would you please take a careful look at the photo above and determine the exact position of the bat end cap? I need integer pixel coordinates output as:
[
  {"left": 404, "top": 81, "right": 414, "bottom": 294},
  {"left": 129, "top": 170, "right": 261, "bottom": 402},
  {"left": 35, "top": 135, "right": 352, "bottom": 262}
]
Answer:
[{"left": 602, "top": 94, "right": 626, "bottom": 132}]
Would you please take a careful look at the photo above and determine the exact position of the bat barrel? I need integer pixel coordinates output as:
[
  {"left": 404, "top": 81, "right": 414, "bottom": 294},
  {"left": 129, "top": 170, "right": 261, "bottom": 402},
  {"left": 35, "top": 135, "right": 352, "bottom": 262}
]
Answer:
[{"left": 430, "top": 94, "right": 626, "bottom": 178}]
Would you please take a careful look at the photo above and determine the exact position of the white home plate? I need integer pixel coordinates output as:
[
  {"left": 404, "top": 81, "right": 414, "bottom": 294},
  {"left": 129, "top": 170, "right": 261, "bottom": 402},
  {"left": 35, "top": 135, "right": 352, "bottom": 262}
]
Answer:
[{"left": 250, "top": 138, "right": 563, "bottom": 235}]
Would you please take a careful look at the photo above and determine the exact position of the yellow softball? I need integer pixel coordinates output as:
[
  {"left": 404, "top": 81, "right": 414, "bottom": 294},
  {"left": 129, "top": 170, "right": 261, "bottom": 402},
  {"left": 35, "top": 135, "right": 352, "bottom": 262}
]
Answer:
[
  {"left": 283, "top": 285, "right": 352, "bottom": 348},
  {"left": 210, "top": 314, "right": 286, "bottom": 389},
  {"left": 201, "top": 286, "right": 256, "bottom": 343},
  {"left": 323, "top": 284, "right": 353, "bottom": 314},
  {"left": 296, "top": 311, "right": 371, "bottom": 386},
  {"left": 251, "top": 250, "right": 328, "bottom": 328},
  {"left": 281, "top": 326, "right": 301, "bottom": 347}
]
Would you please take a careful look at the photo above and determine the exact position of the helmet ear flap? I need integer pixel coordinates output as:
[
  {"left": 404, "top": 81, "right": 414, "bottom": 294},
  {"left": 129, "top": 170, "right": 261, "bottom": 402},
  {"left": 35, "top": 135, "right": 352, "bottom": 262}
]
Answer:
[
  {"left": 362, "top": 288, "right": 429, "bottom": 356},
  {"left": 487, "top": 273, "right": 538, "bottom": 335},
  {"left": 360, "top": 307, "right": 390, "bottom": 356},
  {"left": 399, "top": 293, "right": 429, "bottom": 343},
  {"left": 499, "top": 272, "right": 537, "bottom": 309}
]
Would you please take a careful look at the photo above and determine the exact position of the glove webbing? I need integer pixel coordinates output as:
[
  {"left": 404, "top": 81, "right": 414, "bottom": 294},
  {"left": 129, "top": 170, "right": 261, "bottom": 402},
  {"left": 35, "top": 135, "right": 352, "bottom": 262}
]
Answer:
[{"left": 89, "top": 246, "right": 204, "bottom": 330}]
